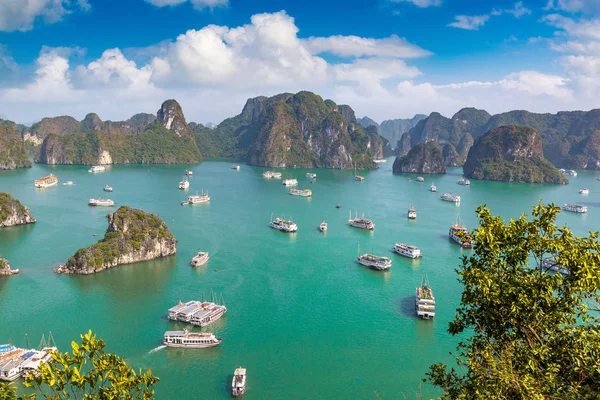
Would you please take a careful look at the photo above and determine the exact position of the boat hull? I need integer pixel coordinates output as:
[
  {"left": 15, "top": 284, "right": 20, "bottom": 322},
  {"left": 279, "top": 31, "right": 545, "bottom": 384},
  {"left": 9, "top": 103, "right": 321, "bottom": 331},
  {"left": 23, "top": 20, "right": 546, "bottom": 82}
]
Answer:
[
  {"left": 393, "top": 248, "right": 422, "bottom": 259},
  {"left": 163, "top": 339, "right": 222, "bottom": 349}
]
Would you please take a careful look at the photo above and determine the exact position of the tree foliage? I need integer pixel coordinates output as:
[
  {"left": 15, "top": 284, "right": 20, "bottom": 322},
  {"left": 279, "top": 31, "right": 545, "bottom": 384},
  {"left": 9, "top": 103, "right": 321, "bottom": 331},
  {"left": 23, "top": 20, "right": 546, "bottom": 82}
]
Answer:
[
  {"left": 0, "top": 331, "right": 159, "bottom": 400},
  {"left": 428, "top": 203, "right": 600, "bottom": 399}
]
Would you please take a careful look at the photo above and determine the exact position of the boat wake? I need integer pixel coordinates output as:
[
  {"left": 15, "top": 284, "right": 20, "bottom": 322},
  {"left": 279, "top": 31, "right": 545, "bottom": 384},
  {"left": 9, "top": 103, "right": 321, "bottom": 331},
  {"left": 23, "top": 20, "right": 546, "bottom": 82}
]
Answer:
[{"left": 149, "top": 345, "right": 166, "bottom": 354}]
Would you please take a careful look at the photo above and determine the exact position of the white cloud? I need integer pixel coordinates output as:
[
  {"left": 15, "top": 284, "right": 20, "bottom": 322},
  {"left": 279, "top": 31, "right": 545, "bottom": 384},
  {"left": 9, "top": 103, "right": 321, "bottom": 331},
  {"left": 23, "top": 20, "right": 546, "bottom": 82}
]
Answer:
[
  {"left": 544, "top": 0, "right": 600, "bottom": 13},
  {"left": 506, "top": 1, "right": 531, "bottom": 17},
  {"left": 305, "top": 35, "right": 431, "bottom": 58},
  {"left": 144, "top": 0, "right": 228, "bottom": 9},
  {"left": 0, "top": 0, "right": 89, "bottom": 32},
  {"left": 388, "top": 0, "right": 442, "bottom": 7},
  {"left": 448, "top": 15, "right": 490, "bottom": 30}
]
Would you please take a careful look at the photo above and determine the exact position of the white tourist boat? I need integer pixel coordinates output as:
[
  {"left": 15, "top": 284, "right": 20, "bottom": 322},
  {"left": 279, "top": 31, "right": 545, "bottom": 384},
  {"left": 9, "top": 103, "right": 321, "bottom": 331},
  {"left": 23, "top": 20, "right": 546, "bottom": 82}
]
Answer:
[
  {"left": 393, "top": 243, "right": 422, "bottom": 259},
  {"left": 282, "top": 179, "right": 298, "bottom": 186},
  {"left": 541, "top": 257, "right": 569, "bottom": 276},
  {"left": 232, "top": 367, "right": 247, "bottom": 397},
  {"left": 63, "top": 181, "right": 73, "bottom": 186},
  {"left": 168, "top": 296, "right": 227, "bottom": 327},
  {"left": 354, "top": 165, "right": 365, "bottom": 181},
  {"left": 567, "top": 169, "right": 577, "bottom": 177},
  {"left": 262, "top": 171, "right": 282, "bottom": 179},
  {"left": 179, "top": 179, "right": 190, "bottom": 190},
  {"left": 288, "top": 188, "right": 312, "bottom": 197},
  {"left": 190, "top": 251, "right": 209, "bottom": 267},
  {"left": 269, "top": 215, "right": 298, "bottom": 232},
  {"left": 579, "top": 188, "right": 589, "bottom": 195},
  {"left": 430, "top": 182, "right": 437, "bottom": 192},
  {"left": 348, "top": 211, "right": 374, "bottom": 230},
  {"left": 34, "top": 174, "right": 58, "bottom": 188},
  {"left": 163, "top": 330, "right": 222, "bottom": 349},
  {"left": 88, "top": 165, "right": 105, "bottom": 173},
  {"left": 0, "top": 348, "right": 29, "bottom": 381},
  {"left": 449, "top": 221, "right": 473, "bottom": 248},
  {"left": 357, "top": 252, "right": 392, "bottom": 271},
  {"left": 18, "top": 348, "right": 55, "bottom": 379},
  {"left": 319, "top": 221, "right": 328, "bottom": 232},
  {"left": 88, "top": 198, "right": 115, "bottom": 207},
  {"left": 457, "top": 177, "right": 470, "bottom": 186},
  {"left": 306, "top": 172, "right": 317, "bottom": 179},
  {"left": 103, "top": 185, "right": 113, "bottom": 192},
  {"left": 563, "top": 203, "right": 587, "bottom": 213},
  {"left": 416, "top": 273, "right": 435, "bottom": 319},
  {"left": 440, "top": 193, "right": 460, "bottom": 203},
  {"left": 185, "top": 170, "right": 193, "bottom": 176},
  {"left": 416, "top": 176, "right": 424, "bottom": 182},
  {"left": 232, "top": 165, "right": 240, "bottom": 170},
  {"left": 407, "top": 205, "right": 417, "bottom": 219},
  {"left": 181, "top": 192, "right": 210, "bottom": 205},
  {"left": 373, "top": 159, "right": 387, "bottom": 163}
]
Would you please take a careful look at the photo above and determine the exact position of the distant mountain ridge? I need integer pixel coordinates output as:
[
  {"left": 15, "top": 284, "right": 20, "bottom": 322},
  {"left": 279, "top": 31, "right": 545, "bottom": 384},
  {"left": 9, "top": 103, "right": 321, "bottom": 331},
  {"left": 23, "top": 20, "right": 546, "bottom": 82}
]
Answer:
[{"left": 358, "top": 114, "right": 426, "bottom": 150}]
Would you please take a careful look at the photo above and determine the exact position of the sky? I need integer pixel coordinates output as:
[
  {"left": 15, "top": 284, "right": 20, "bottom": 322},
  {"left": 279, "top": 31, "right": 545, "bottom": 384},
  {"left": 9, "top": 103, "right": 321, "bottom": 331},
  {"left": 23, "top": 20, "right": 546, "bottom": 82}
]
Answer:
[{"left": 0, "top": 0, "right": 600, "bottom": 125}]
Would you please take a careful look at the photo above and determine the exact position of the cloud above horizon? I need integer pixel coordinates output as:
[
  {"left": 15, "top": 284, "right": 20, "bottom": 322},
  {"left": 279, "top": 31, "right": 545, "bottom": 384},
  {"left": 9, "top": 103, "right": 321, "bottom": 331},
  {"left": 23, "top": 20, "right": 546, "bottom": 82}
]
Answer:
[{"left": 0, "top": 0, "right": 90, "bottom": 32}]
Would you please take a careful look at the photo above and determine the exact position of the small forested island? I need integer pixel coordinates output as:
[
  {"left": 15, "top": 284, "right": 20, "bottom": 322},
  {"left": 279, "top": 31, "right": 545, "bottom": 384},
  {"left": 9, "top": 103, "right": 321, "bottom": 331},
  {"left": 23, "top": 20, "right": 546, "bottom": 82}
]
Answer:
[
  {"left": 0, "top": 125, "right": 31, "bottom": 170},
  {"left": 392, "top": 141, "right": 446, "bottom": 174},
  {"left": 463, "top": 125, "right": 568, "bottom": 184},
  {"left": 0, "top": 256, "right": 18, "bottom": 276},
  {"left": 0, "top": 193, "right": 36, "bottom": 228},
  {"left": 55, "top": 206, "right": 177, "bottom": 275}
]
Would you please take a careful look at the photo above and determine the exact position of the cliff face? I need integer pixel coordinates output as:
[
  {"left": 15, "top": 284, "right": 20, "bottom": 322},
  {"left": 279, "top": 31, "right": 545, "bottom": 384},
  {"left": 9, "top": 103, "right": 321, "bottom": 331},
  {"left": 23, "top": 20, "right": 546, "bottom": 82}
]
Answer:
[
  {"left": 443, "top": 143, "right": 464, "bottom": 167},
  {"left": 0, "top": 193, "right": 36, "bottom": 228},
  {"left": 35, "top": 100, "right": 202, "bottom": 165},
  {"left": 0, "top": 256, "right": 18, "bottom": 276},
  {"left": 56, "top": 206, "right": 177, "bottom": 275},
  {"left": 392, "top": 141, "right": 446, "bottom": 174},
  {"left": 0, "top": 126, "right": 31, "bottom": 170},
  {"left": 376, "top": 115, "right": 426, "bottom": 148},
  {"left": 463, "top": 125, "right": 568, "bottom": 184}
]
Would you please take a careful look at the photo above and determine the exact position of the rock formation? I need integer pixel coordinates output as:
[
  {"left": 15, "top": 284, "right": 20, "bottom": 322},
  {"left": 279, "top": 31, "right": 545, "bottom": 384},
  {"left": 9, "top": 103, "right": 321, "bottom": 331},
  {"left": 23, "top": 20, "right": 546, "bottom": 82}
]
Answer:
[
  {"left": 393, "top": 141, "right": 446, "bottom": 174},
  {"left": 0, "top": 193, "right": 36, "bottom": 227},
  {"left": 0, "top": 126, "right": 31, "bottom": 170},
  {"left": 443, "top": 143, "right": 464, "bottom": 167},
  {"left": 0, "top": 256, "right": 18, "bottom": 276}
]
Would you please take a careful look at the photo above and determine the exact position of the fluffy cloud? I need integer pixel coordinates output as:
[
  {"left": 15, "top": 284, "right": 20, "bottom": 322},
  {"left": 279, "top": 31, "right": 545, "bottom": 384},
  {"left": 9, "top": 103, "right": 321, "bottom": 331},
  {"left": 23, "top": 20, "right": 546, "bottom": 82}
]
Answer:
[
  {"left": 0, "top": 0, "right": 89, "bottom": 32},
  {"left": 388, "top": 0, "right": 442, "bottom": 7},
  {"left": 544, "top": 0, "right": 600, "bottom": 13},
  {"left": 144, "top": 0, "right": 227, "bottom": 9},
  {"left": 448, "top": 15, "right": 490, "bottom": 30},
  {"left": 305, "top": 35, "right": 431, "bottom": 58}
]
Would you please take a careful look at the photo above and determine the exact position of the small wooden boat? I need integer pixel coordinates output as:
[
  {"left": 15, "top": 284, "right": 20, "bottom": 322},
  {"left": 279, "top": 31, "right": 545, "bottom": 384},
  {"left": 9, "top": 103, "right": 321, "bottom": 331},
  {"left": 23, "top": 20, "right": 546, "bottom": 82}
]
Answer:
[
  {"left": 191, "top": 251, "right": 209, "bottom": 266},
  {"left": 336, "top": 204, "right": 341, "bottom": 209}
]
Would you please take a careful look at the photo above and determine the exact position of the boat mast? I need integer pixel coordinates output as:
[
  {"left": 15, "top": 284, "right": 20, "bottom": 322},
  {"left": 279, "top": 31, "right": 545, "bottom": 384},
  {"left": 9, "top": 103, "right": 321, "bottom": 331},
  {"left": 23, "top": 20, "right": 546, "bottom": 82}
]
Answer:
[
  {"left": 38, "top": 334, "right": 47, "bottom": 350},
  {"left": 47, "top": 331, "right": 56, "bottom": 348}
]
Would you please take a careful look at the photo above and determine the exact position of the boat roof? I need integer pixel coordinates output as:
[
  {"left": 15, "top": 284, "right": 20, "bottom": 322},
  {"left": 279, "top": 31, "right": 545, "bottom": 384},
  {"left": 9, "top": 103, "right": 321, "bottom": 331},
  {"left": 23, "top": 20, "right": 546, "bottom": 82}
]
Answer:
[
  {"left": 234, "top": 368, "right": 246, "bottom": 374},
  {"left": 168, "top": 300, "right": 200, "bottom": 313}
]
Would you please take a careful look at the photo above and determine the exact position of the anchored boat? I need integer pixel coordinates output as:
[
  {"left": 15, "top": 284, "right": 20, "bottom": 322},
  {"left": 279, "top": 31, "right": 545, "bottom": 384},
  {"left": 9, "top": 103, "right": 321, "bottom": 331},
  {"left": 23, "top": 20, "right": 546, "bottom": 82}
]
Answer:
[
  {"left": 262, "top": 171, "right": 282, "bottom": 179},
  {"left": 357, "top": 250, "right": 392, "bottom": 271},
  {"left": 430, "top": 182, "right": 437, "bottom": 192},
  {"left": 348, "top": 211, "right": 374, "bottom": 230},
  {"left": 269, "top": 214, "right": 298, "bottom": 232},
  {"left": 305, "top": 172, "right": 317, "bottom": 179},
  {"left": 579, "top": 188, "right": 590, "bottom": 195},
  {"left": 232, "top": 165, "right": 240, "bottom": 170},
  {"left": 88, "top": 165, "right": 105, "bottom": 173},
  {"left": 282, "top": 179, "right": 298, "bottom": 186},
  {"left": 185, "top": 169, "right": 193, "bottom": 176},
  {"left": 457, "top": 177, "right": 470, "bottom": 186},
  {"left": 393, "top": 243, "right": 422, "bottom": 259},
  {"left": 181, "top": 191, "right": 210, "bottom": 205},
  {"left": 407, "top": 205, "right": 416, "bottom": 219},
  {"left": 88, "top": 198, "right": 115, "bottom": 207},
  {"left": 289, "top": 188, "right": 312, "bottom": 197},
  {"left": 232, "top": 368, "right": 247, "bottom": 397},
  {"left": 449, "top": 219, "right": 473, "bottom": 248},
  {"left": 168, "top": 294, "right": 227, "bottom": 327},
  {"left": 34, "top": 174, "right": 58, "bottom": 188},
  {"left": 416, "top": 176, "right": 424, "bottom": 182},
  {"left": 563, "top": 204, "right": 587, "bottom": 213},
  {"left": 440, "top": 193, "right": 460, "bottom": 203},
  {"left": 163, "top": 329, "right": 222, "bottom": 349},
  {"left": 319, "top": 221, "right": 328, "bottom": 232},
  {"left": 103, "top": 185, "right": 113, "bottom": 192},
  {"left": 416, "top": 273, "right": 435, "bottom": 319},
  {"left": 179, "top": 179, "right": 190, "bottom": 190},
  {"left": 190, "top": 251, "right": 209, "bottom": 266}
]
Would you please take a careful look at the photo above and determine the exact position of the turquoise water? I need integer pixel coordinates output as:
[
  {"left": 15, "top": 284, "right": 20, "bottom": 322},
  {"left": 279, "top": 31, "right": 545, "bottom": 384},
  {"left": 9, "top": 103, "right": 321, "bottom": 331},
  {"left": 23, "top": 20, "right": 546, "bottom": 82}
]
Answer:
[{"left": 0, "top": 161, "right": 598, "bottom": 399}]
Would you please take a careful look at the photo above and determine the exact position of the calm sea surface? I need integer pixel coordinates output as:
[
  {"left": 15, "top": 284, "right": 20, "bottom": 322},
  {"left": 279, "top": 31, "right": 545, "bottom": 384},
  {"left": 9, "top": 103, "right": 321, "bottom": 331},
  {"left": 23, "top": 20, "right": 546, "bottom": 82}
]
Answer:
[{"left": 0, "top": 160, "right": 597, "bottom": 399}]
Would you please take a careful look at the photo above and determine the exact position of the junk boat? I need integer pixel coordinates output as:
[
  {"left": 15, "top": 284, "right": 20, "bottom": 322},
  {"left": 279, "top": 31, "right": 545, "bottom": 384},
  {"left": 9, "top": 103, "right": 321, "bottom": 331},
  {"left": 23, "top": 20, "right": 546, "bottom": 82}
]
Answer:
[
  {"left": 449, "top": 220, "right": 473, "bottom": 248},
  {"left": 348, "top": 211, "right": 374, "bottom": 230},
  {"left": 440, "top": 193, "right": 461, "bottom": 203},
  {"left": 457, "top": 177, "right": 470, "bottom": 186},
  {"left": 416, "top": 177, "right": 424, "bottom": 182},
  {"left": 407, "top": 205, "right": 417, "bottom": 219},
  {"left": 232, "top": 165, "right": 240, "bottom": 170},
  {"left": 289, "top": 188, "right": 312, "bottom": 197},
  {"left": 179, "top": 180, "right": 190, "bottom": 190},
  {"left": 262, "top": 171, "right": 282, "bottom": 179},
  {"left": 306, "top": 172, "right": 317, "bottom": 179},
  {"left": 168, "top": 294, "right": 227, "bottom": 327},
  {"left": 232, "top": 367, "right": 247, "bottom": 397},
  {"left": 282, "top": 179, "right": 298, "bottom": 186},
  {"left": 88, "top": 198, "right": 115, "bottom": 207},
  {"left": 393, "top": 243, "right": 422, "bottom": 259},
  {"left": 415, "top": 273, "right": 435, "bottom": 319},
  {"left": 181, "top": 192, "right": 210, "bottom": 205},
  {"left": 269, "top": 215, "right": 298, "bottom": 232},
  {"left": 103, "top": 185, "right": 113, "bottom": 192},
  {"left": 163, "top": 329, "right": 222, "bottom": 349},
  {"left": 563, "top": 204, "right": 587, "bottom": 213},
  {"left": 190, "top": 251, "right": 209, "bottom": 267},
  {"left": 319, "top": 221, "right": 328, "bottom": 232},
  {"left": 357, "top": 250, "right": 392, "bottom": 271},
  {"left": 88, "top": 165, "right": 105, "bottom": 173},
  {"left": 34, "top": 174, "right": 58, "bottom": 188},
  {"left": 579, "top": 188, "right": 589, "bottom": 195},
  {"left": 185, "top": 170, "right": 193, "bottom": 176},
  {"left": 430, "top": 182, "right": 437, "bottom": 192},
  {"left": 541, "top": 257, "right": 569, "bottom": 276},
  {"left": 0, "top": 333, "right": 57, "bottom": 381}
]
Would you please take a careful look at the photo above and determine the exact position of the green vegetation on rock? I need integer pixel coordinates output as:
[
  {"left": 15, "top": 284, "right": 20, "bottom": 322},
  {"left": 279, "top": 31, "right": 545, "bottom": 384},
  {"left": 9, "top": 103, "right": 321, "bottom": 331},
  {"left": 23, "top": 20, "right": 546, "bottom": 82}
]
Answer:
[
  {"left": 463, "top": 125, "right": 567, "bottom": 184},
  {"left": 392, "top": 141, "right": 446, "bottom": 174},
  {"left": 0, "top": 126, "right": 31, "bottom": 169},
  {"left": 0, "top": 192, "right": 36, "bottom": 227}
]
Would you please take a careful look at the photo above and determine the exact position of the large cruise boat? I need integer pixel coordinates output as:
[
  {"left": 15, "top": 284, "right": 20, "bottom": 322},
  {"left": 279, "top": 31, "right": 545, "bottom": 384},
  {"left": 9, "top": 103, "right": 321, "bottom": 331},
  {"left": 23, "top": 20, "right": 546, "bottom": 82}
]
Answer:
[
  {"left": 262, "top": 171, "right": 282, "bottom": 179},
  {"left": 34, "top": 174, "right": 58, "bottom": 188},
  {"left": 269, "top": 216, "right": 298, "bottom": 232},
  {"left": 88, "top": 165, "right": 105, "bottom": 173},
  {"left": 440, "top": 193, "right": 461, "bottom": 203},
  {"left": 282, "top": 179, "right": 298, "bottom": 186},
  {"left": 407, "top": 205, "right": 416, "bottom": 219},
  {"left": 179, "top": 180, "right": 190, "bottom": 190},
  {"left": 457, "top": 177, "right": 470, "bottom": 186},
  {"left": 288, "top": 188, "right": 312, "bottom": 197},
  {"left": 449, "top": 222, "right": 473, "bottom": 248},
  {"left": 357, "top": 253, "right": 392, "bottom": 271},
  {"left": 541, "top": 257, "right": 569, "bottom": 276},
  {"left": 168, "top": 297, "right": 227, "bottom": 327},
  {"left": 563, "top": 204, "right": 587, "bottom": 213},
  {"left": 393, "top": 243, "right": 422, "bottom": 259},
  {"left": 190, "top": 251, "right": 209, "bottom": 267},
  {"left": 88, "top": 198, "right": 115, "bottom": 207},
  {"left": 348, "top": 211, "right": 375, "bottom": 230},
  {"left": 415, "top": 273, "right": 435, "bottom": 319},
  {"left": 163, "top": 330, "right": 222, "bottom": 349},
  {"left": 232, "top": 367, "right": 247, "bottom": 397},
  {"left": 181, "top": 192, "right": 210, "bottom": 205}
]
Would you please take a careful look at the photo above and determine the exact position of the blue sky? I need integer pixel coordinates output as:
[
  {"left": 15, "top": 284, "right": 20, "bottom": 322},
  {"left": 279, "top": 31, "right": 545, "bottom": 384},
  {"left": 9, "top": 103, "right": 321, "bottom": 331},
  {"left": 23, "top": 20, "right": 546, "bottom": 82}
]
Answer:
[{"left": 0, "top": 0, "right": 598, "bottom": 124}]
